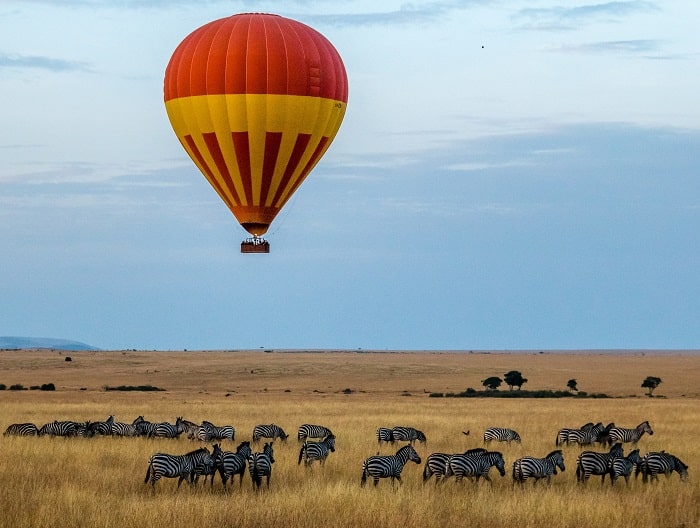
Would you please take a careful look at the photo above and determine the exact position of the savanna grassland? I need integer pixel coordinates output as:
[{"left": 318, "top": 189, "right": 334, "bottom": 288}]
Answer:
[{"left": 1, "top": 349, "right": 699, "bottom": 528}]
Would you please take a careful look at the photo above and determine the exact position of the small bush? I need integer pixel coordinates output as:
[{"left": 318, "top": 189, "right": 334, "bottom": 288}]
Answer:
[
  {"left": 41, "top": 383, "right": 56, "bottom": 391},
  {"left": 9, "top": 384, "right": 26, "bottom": 391},
  {"left": 102, "top": 385, "right": 165, "bottom": 392},
  {"left": 0, "top": 383, "right": 6, "bottom": 390}
]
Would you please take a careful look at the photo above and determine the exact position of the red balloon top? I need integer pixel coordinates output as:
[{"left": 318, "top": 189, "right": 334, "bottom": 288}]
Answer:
[{"left": 164, "top": 13, "right": 348, "bottom": 103}]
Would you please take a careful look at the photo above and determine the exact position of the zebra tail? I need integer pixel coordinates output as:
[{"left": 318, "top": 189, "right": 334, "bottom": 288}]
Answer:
[
  {"left": 422, "top": 463, "right": 431, "bottom": 481},
  {"left": 298, "top": 444, "right": 305, "bottom": 465},
  {"left": 144, "top": 461, "right": 152, "bottom": 484},
  {"left": 251, "top": 466, "right": 261, "bottom": 488},
  {"left": 361, "top": 463, "right": 368, "bottom": 487}
]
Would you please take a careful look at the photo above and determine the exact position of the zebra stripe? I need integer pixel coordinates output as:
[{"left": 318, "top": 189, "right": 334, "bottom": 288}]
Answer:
[
  {"left": 636, "top": 451, "right": 689, "bottom": 483},
  {"left": 297, "top": 423, "right": 333, "bottom": 442},
  {"left": 38, "top": 421, "right": 79, "bottom": 437},
  {"left": 216, "top": 441, "right": 252, "bottom": 490},
  {"left": 483, "top": 427, "right": 521, "bottom": 445},
  {"left": 192, "top": 444, "right": 222, "bottom": 486},
  {"left": 423, "top": 448, "right": 487, "bottom": 484},
  {"left": 111, "top": 422, "right": 138, "bottom": 437},
  {"left": 445, "top": 451, "right": 506, "bottom": 483},
  {"left": 133, "top": 416, "right": 158, "bottom": 437},
  {"left": 376, "top": 427, "right": 394, "bottom": 445},
  {"left": 513, "top": 450, "right": 565, "bottom": 484},
  {"left": 566, "top": 423, "right": 605, "bottom": 447},
  {"left": 154, "top": 417, "right": 187, "bottom": 439},
  {"left": 4, "top": 423, "right": 39, "bottom": 436},
  {"left": 252, "top": 424, "right": 288, "bottom": 443},
  {"left": 88, "top": 415, "right": 114, "bottom": 436},
  {"left": 249, "top": 443, "right": 275, "bottom": 489},
  {"left": 607, "top": 449, "right": 641, "bottom": 486},
  {"left": 556, "top": 423, "right": 594, "bottom": 446},
  {"left": 298, "top": 435, "right": 336, "bottom": 467},
  {"left": 197, "top": 421, "right": 235, "bottom": 442},
  {"left": 144, "top": 447, "right": 212, "bottom": 489},
  {"left": 607, "top": 421, "right": 653, "bottom": 446},
  {"left": 360, "top": 444, "right": 422, "bottom": 487},
  {"left": 576, "top": 443, "right": 624, "bottom": 483},
  {"left": 392, "top": 426, "right": 426, "bottom": 445}
]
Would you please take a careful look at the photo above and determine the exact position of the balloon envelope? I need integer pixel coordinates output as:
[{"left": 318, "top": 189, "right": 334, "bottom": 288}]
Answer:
[{"left": 164, "top": 13, "right": 348, "bottom": 237}]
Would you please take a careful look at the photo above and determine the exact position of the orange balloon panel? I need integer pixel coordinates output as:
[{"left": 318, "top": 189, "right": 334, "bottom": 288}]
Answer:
[{"left": 164, "top": 13, "right": 348, "bottom": 237}]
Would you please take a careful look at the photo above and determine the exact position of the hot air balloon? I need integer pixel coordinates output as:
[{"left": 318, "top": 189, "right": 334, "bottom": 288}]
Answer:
[{"left": 164, "top": 13, "right": 348, "bottom": 253}]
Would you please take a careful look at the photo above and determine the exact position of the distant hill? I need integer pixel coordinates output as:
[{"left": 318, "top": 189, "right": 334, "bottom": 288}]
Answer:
[{"left": 0, "top": 336, "right": 99, "bottom": 351}]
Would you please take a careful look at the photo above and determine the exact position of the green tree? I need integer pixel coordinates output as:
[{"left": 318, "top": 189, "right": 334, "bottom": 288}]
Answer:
[
  {"left": 481, "top": 376, "right": 502, "bottom": 391},
  {"left": 641, "top": 376, "right": 662, "bottom": 396},
  {"left": 567, "top": 379, "right": 578, "bottom": 392},
  {"left": 504, "top": 370, "right": 528, "bottom": 390}
]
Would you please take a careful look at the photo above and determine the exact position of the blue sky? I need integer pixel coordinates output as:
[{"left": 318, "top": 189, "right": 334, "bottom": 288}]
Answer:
[{"left": 1, "top": 0, "right": 699, "bottom": 351}]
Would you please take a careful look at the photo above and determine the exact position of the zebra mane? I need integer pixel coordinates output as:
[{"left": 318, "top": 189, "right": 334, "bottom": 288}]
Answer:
[
  {"left": 184, "top": 447, "right": 210, "bottom": 456},
  {"left": 546, "top": 449, "right": 563, "bottom": 459},
  {"left": 396, "top": 444, "right": 417, "bottom": 455},
  {"left": 235, "top": 440, "right": 250, "bottom": 452}
]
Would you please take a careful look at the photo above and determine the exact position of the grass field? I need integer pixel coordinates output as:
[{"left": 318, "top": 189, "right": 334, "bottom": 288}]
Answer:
[{"left": 1, "top": 349, "right": 698, "bottom": 528}]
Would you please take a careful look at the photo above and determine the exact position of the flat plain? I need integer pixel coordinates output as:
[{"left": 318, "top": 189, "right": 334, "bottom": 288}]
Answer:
[{"left": 1, "top": 349, "right": 698, "bottom": 528}]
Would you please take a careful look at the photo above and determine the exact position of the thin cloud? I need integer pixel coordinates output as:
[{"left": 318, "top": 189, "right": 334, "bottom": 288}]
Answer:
[
  {"left": 0, "top": 53, "right": 91, "bottom": 73},
  {"left": 514, "top": 1, "right": 659, "bottom": 31},
  {"left": 551, "top": 39, "right": 665, "bottom": 56}
]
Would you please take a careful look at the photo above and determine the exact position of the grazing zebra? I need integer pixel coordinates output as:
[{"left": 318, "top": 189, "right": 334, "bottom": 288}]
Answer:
[
  {"left": 513, "top": 450, "right": 565, "bottom": 485},
  {"left": 197, "top": 420, "right": 235, "bottom": 442},
  {"left": 216, "top": 441, "right": 252, "bottom": 490},
  {"left": 576, "top": 443, "right": 624, "bottom": 483},
  {"left": 297, "top": 423, "right": 333, "bottom": 442},
  {"left": 249, "top": 442, "right": 275, "bottom": 489},
  {"left": 133, "top": 416, "right": 158, "bottom": 437},
  {"left": 567, "top": 422, "right": 605, "bottom": 447},
  {"left": 636, "top": 451, "right": 689, "bottom": 483},
  {"left": 444, "top": 450, "right": 506, "bottom": 484},
  {"left": 111, "top": 421, "right": 138, "bottom": 437},
  {"left": 392, "top": 426, "right": 427, "bottom": 445},
  {"left": 38, "top": 420, "right": 79, "bottom": 437},
  {"left": 252, "top": 424, "right": 288, "bottom": 443},
  {"left": 88, "top": 415, "right": 114, "bottom": 436},
  {"left": 483, "top": 427, "right": 521, "bottom": 445},
  {"left": 192, "top": 444, "right": 222, "bottom": 486},
  {"left": 423, "top": 448, "right": 487, "bottom": 484},
  {"left": 4, "top": 423, "right": 39, "bottom": 436},
  {"left": 154, "top": 417, "right": 187, "bottom": 439},
  {"left": 607, "top": 421, "right": 653, "bottom": 446},
  {"left": 177, "top": 418, "right": 199, "bottom": 440},
  {"left": 361, "top": 444, "right": 422, "bottom": 487},
  {"left": 595, "top": 422, "right": 617, "bottom": 446},
  {"left": 607, "top": 449, "right": 642, "bottom": 486},
  {"left": 144, "top": 447, "right": 211, "bottom": 489},
  {"left": 298, "top": 435, "right": 336, "bottom": 467},
  {"left": 556, "top": 423, "right": 594, "bottom": 446},
  {"left": 376, "top": 427, "right": 395, "bottom": 445}
]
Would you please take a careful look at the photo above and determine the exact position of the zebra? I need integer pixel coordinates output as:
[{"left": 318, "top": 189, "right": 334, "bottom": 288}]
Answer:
[
  {"left": 38, "top": 420, "right": 79, "bottom": 437},
  {"left": 197, "top": 420, "right": 235, "bottom": 442},
  {"left": 154, "top": 417, "right": 187, "bottom": 439},
  {"left": 4, "top": 423, "right": 39, "bottom": 436},
  {"left": 75, "top": 421, "right": 93, "bottom": 438},
  {"left": 297, "top": 423, "right": 333, "bottom": 442},
  {"left": 111, "top": 421, "right": 138, "bottom": 437},
  {"left": 607, "top": 449, "right": 641, "bottom": 486},
  {"left": 88, "top": 415, "right": 114, "bottom": 436},
  {"left": 423, "top": 448, "right": 487, "bottom": 484},
  {"left": 177, "top": 418, "right": 199, "bottom": 440},
  {"left": 192, "top": 444, "right": 222, "bottom": 486},
  {"left": 512, "top": 450, "right": 565, "bottom": 485},
  {"left": 576, "top": 442, "right": 624, "bottom": 483},
  {"left": 361, "top": 444, "right": 422, "bottom": 487},
  {"left": 252, "top": 424, "right": 288, "bottom": 443},
  {"left": 483, "top": 427, "right": 521, "bottom": 445},
  {"left": 376, "top": 427, "right": 395, "bottom": 445},
  {"left": 636, "top": 451, "right": 689, "bottom": 483},
  {"left": 298, "top": 434, "right": 336, "bottom": 467},
  {"left": 556, "top": 423, "right": 594, "bottom": 446},
  {"left": 607, "top": 421, "right": 653, "bottom": 446},
  {"left": 248, "top": 442, "right": 275, "bottom": 489},
  {"left": 216, "top": 441, "right": 252, "bottom": 490},
  {"left": 444, "top": 450, "right": 506, "bottom": 484},
  {"left": 595, "top": 422, "right": 617, "bottom": 446},
  {"left": 567, "top": 422, "right": 605, "bottom": 447},
  {"left": 133, "top": 416, "right": 158, "bottom": 437},
  {"left": 392, "top": 426, "right": 427, "bottom": 445},
  {"left": 144, "top": 447, "right": 212, "bottom": 489}
]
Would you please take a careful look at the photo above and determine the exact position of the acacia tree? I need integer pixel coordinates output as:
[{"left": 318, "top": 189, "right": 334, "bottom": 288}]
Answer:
[
  {"left": 503, "top": 370, "right": 527, "bottom": 390},
  {"left": 641, "top": 376, "right": 662, "bottom": 396},
  {"left": 482, "top": 376, "right": 502, "bottom": 391},
  {"left": 567, "top": 379, "right": 578, "bottom": 392}
]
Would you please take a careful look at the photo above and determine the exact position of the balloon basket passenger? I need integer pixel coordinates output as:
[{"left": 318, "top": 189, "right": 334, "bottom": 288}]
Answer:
[{"left": 241, "top": 237, "right": 270, "bottom": 253}]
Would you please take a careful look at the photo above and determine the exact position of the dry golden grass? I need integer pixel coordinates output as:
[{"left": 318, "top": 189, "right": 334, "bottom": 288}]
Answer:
[{"left": 1, "top": 349, "right": 699, "bottom": 528}]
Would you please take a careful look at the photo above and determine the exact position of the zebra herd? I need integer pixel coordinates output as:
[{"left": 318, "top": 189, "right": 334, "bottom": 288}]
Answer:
[{"left": 4, "top": 416, "right": 690, "bottom": 491}]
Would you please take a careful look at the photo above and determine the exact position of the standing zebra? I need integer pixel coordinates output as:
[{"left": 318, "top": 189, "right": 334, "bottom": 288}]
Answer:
[
  {"left": 4, "top": 423, "right": 39, "bottom": 436},
  {"left": 513, "top": 450, "right": 565, "bottom": 485},
  {"left": 607, "top": 449, "right": 641, "bottom": 486},
  {"left": 192, "top": 444, "right": 222, "bottom": 486},
  {"left": 144, "top": 447, "right": 212, "bottom": 489},
  {"left": 111, "top": 421, "right": 138, "bottom": 437},
  {"left": 636, "top": 451, "right": 689, "bottom": 483},
  {"left": 483, "top": 427, "right": 521, "bottom": 445},
  {"left": 392, "top": 426, "right": 427, "bottom": 445},
  {"left": 298, "top": 434, "right": 336, "bottom": 467},
  {"left": 216, "top": 441, "right": 252, "bottom": 490},
  {"left": 423, "top": 448, "right": 487, "bottom": 484},
  {"left": 576, "top": 442, "right": 624, "bottom": 483},
  {"left": 198, "top": 420, "right": 235, "bottom": 442},
  {"left": 444, "top": 450, "right": 506, "bottom": 484},
  {"left": 566, "top": 423, "right": 605, "bottom": 447},
  {"left": 376, "top": 427, "right": 395, "bottom": 445},
  {"left": 252, "top": 424, "right": 288, "bottom": 443},
  {"left": 556, "top": 423, "right": 594, "bottom": 446},
  {"left": 38, "top": 420, "right": 79, "bottom": 437},
  {"left": 154, "top": 417, "right": 187, "bottom": 439},
  {"left": 249, "top": 442, "right": 275, "bottom": 489},
  {"left": 361, "top": 444, "right": 422, "bottom": 487},
  {"left": 88, "top": 415, "right": 114, "bottom": 436},
  {"left": 607, "top": 421, "right": 653, "bottom": 446},
  {"left": 133, "top": 416, "right": 158, "bottom": 437},
  {"left": 297, "top": 423, "right": 333, "bottom": 442}
]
